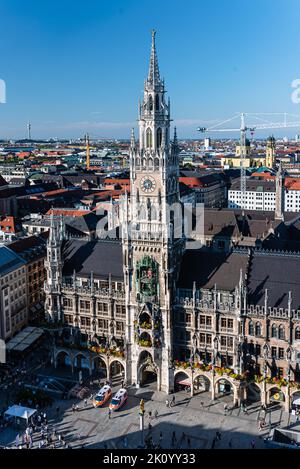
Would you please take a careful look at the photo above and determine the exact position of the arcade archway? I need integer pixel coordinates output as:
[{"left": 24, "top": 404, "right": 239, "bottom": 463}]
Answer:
[
  {"left": 92, "top": 356, "right": 107, "bottom": 379},
  {"left": 215, "top": 378, "right": 234, "bottom": 401},
  {"left": 109, "top": 360, "right": 125, "bottom": 385},
  {"left": 56, "top": 350, "right": 72, "bottom": 368},
  {"left": 193, "top": 374, "right": 211, "bottom": 395},
  {"left": 246, "top": 382, "right": 262, "bottom": 405},
  {"left": 174, "top": 371, "right": 190, "bottom": 392},
  {"left": 138, "top": 351, "right": 157, "bottom": 388}
]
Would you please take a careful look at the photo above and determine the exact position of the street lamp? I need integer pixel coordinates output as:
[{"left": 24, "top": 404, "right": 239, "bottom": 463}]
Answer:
[
  {"left": 286, "top": 347, "right": 292, "bottom": 383},
  {"left": 189, "top": 355, "right": 194, "bottom": 397},
  {"left": 263, "top": 342, "right": 268, "bottom": 378},
  {"left": 213, "top": 336, "right": 218, "bottom": 366}
]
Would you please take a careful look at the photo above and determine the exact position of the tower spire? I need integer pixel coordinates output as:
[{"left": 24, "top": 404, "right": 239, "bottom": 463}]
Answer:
[{"left": 147, "top": 29, "right": 160, "bottom": 86}]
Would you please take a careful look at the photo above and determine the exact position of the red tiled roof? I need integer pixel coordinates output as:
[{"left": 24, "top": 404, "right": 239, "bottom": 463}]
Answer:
[
  {"left": 46, "top": 209, "right": 90, "bottom": 217},
  {"left": 0, "top": 216, "right": 18, "bottom": 233}
]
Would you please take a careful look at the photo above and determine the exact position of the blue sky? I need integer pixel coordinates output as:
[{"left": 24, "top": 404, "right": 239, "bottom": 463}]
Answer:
[{"left": 0, "top": 0, "right": 300, "bottom": 139}]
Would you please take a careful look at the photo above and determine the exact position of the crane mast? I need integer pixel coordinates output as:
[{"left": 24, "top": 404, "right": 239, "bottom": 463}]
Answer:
[
  {"left": 197, "top": 112, "right": 300, "bottom": 208},
  {"left": 240, "top": 113, "right": 246, "bottom": 208}
]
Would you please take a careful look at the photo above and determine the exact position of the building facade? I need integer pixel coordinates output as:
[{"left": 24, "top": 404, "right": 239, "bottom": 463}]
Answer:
[
  {"left": 0, "top": 247, "right": 27, "bottom": 340},
  {"left": 44, "top": 33, "right": 300, "bottom": 408},
  {"left": 228, "top": 168, "right": 300, "bottom": 213}
]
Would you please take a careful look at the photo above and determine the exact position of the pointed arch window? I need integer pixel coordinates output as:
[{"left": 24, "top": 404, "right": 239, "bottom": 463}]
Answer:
[
  {"left": 155, "top": 94, "right": 159, "bottom": 111},
  {"left": 278, "top": 324, "right": 285, "bottom": 340},
  {"left": 255, "top": 322, "right": 262, "bottom": 337},
  {"left": 271, "top": 324, "right": 278, "bottom": 338},
  {"left": 157, "top": 128, "right": 162, "bottom": 148},
  {"left": 248, "top": 320, "right": 254, "bottom": 336},
  {"left": 151, "top": 205, "right": 157, "bottom": 220},
  {"left": 295, "top": 327, "right": 300, "bottom": 340},
  {"left": 148, "top": 95, "right": 153, "bottom": 111},
  {"left": 146, "top": 128, "right": 152, "bottom": 148},
  {"left": 139, "top": 205, "right": 147, "bottom": 220}
]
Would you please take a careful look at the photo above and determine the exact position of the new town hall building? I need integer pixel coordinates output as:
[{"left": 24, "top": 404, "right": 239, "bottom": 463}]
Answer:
[{"left": 45, "top": 32, "right": 300, "bottom": 410}]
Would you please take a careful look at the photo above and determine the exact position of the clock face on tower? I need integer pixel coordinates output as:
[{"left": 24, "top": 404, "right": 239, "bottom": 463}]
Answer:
[{"left": 140, "top": 175, "right": 156, "bottom": 193}]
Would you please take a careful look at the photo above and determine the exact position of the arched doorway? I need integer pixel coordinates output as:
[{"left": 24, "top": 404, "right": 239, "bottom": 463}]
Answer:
[
  {"left": 269, "top": 387, "right": 285, "bottom": 406},
  {"left": 139, "top": 312, "right": 152, "bottom": 329},
  {"left": 174, "top": 371, "right": 190, "bottom": 393},
  {"left": 74, "top": 353, "right": 89, "bottom": 370},
  {"left": 193, "top": 374, "right": 211, "bottom": 395},
  {"left": 109, "top": 360, "right": 125, "bottom": 385},
  {"left": 138, "top": 351, "right": 157, "bottom": 388},
  {"left": 56, "top": 350, "right": 71, "bottom": 368},
  {"left": 215, "top": 378, "right": 234, "bottom": 401},
  {"left": 246, "top": 382, "right": 261, "bottom": 405},
  {"left": 92, "top": 356, "right": 107, "bottom": 380}
]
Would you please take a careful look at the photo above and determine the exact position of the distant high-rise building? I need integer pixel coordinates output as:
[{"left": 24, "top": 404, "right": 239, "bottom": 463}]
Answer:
[{"left": 204, "top": 137, "right": 211, "bottom": 150}]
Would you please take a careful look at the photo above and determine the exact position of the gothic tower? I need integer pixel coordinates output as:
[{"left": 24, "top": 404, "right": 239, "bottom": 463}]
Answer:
[
  {"left": 122, "top": 31, "right": 185, "bottom": 393},
  {"left": 45, "top": 214, "right": 65, "bottom": 322},
  {"left": 266, "top": 135, "right": 276, "bottom": 168}
]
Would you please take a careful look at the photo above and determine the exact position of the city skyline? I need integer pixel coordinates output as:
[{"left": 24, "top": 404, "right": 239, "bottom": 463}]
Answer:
[{"left": 0, "top": 0, "right": 300, "bottom": 139}]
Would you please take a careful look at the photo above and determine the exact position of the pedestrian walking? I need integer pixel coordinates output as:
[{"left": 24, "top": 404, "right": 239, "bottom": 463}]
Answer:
[
  {"left": 72, "top": 404, "right": 75, "bottom": 413},
  {"left": 165, "top": 399, "right": 169, "bottom": 408},
  {"left": 75, "top": 405, "right": 79, "bottom": 412},
  {"left": 216, "top": 431, "right": 221, "bottom": 441},
  {"left": 171, "top": 395, "right": 176, "bottom": 407},
  {"left": 84, "top": 399, "right": 87, "bottom": 407},
  {"left": 187, "top": 437, "right": 191, "bottom": 448},
  {"left": 250, "top": 439, "right": 255, "bottom": 449},
  {"left": 108, "top": 408, "right": 111, "bottom": 419},
  {"left": 211, "top": 438, "right": 216, "bottom": 449},
  {"left": 148, "top": 411, "right": 152, "bottom": 421},
  {"left": 224, "top": 403, "right": 228, "bottom": 415},
  {"left": 200, "top": 401, "right": 204, "bottom": 409},
  {"left": 154, "top": 409, "right": 158, "bottom": 419},
  {"left": 228, "top": 438, "right": 232, "bottom": 448}
]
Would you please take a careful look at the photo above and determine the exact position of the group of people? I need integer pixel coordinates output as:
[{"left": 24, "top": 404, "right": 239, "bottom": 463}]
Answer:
[{"left": 14, "top": 421, "right": 68, "bottom": 450}]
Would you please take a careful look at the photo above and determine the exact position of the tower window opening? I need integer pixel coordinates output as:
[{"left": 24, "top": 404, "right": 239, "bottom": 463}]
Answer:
[
  {"left": 146, "top": 128, "right": 152, "bottom": 148},
  {"left": 155, "top": 94, "right": 159, "bottom": 111},
  {"left": 148, "top": 95, "right": 153, "bottom": 111},
  {"left": 157, "top": 128, "right": 162, "bottom": 147}
]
